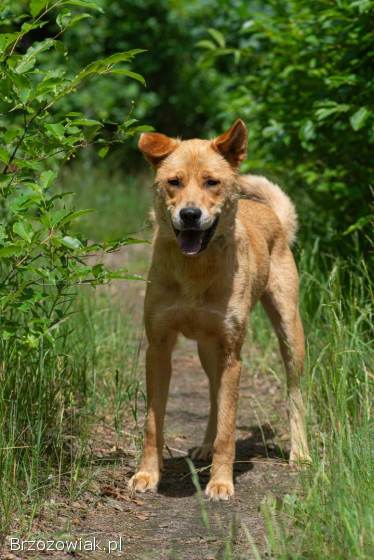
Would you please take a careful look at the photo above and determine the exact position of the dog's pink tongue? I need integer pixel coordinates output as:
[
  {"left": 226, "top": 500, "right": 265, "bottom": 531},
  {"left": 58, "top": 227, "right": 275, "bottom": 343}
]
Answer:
[{"left": 177, "top": 230, "right": 204, "bottom": 255}]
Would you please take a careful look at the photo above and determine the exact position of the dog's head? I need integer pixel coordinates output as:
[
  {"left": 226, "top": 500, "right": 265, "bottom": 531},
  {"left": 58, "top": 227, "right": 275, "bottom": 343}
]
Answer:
[{"left": 139, "top": 120, "right": 247, "bottom": 256}]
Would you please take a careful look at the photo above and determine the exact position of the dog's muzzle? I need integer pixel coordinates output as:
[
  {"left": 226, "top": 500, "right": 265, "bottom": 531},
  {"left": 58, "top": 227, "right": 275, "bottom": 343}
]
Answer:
[{"left": 173, "top": 216, "right": 219, "bottom": 256}]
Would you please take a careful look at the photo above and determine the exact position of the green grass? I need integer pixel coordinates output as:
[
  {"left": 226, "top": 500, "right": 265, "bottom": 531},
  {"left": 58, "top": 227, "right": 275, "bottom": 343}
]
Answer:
[
  {"left": 248, "top": 252, "right": 374, "bottom": 559},
  {"left": 0, "top": 266, "right": 146, "bottom": 538},
  {"left": 73, "top": 285, "right": 146, "bottom": 431},
  {"left": 0, "top": 306, "right": 90, "bottom": 535}
]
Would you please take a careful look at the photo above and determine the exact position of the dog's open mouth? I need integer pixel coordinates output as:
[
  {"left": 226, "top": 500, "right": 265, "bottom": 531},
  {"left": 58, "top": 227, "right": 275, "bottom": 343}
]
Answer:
[{"left": 174, "top": 217, "right": 219, "bottom": 256}]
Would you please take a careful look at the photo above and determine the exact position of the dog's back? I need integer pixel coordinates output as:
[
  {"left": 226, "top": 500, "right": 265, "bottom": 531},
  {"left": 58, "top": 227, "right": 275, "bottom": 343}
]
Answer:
[{"left": 239, "top": 174, "right": 298, "bottom": 246}]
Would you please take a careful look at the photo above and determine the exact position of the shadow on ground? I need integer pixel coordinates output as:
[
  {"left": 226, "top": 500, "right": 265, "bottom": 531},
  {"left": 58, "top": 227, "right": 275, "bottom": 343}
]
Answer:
[{"left": 158, "top": 424, "right": 288, "bottom": 498}]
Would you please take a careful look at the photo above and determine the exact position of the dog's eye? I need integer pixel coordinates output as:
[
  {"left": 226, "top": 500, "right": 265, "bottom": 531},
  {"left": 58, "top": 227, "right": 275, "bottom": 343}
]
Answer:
[
  {"left": 206, "top": 179, "right": 220, "bottom": 187},
  {"left": 168, "top": 178, "right": 181, "bottom": 187}
]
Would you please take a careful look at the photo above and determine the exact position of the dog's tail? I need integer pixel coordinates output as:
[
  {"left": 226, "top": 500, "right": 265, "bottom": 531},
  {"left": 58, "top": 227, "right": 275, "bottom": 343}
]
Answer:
[{"left": 238, "top": 174, "right": 298, "bottom": 246}]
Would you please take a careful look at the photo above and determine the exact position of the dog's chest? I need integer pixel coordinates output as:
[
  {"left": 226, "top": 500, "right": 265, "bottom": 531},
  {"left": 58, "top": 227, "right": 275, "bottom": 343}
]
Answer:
[
  {"left": 162, "top": 300, "right": 235, "bottom": 340},
  {"left": 156, "top": 276, "right": 249, "bottom": 341},
  {"left": 147, "top": 243, "right": 254, "bottom": 341}
]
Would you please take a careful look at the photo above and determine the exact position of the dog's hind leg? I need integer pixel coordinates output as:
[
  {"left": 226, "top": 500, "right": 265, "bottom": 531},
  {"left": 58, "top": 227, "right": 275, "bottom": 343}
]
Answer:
[
  {"left": 128, "top": 333, "right": 177, "bottom": 493},
  {"left": 261, "top": 245, "right": 310, "bottom": 465},
  {"left": 190, "top": 339, "right": 219, "bottom": 461}
]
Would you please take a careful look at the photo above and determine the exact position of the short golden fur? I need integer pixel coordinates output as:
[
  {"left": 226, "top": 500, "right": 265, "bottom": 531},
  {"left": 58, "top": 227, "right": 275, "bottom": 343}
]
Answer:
[{"left": 129, "top": 120, "right": 310, "bottom": 501}]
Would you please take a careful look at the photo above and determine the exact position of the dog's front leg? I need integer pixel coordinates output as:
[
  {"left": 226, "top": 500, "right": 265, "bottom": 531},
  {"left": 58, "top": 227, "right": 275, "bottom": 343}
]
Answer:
[
  {"left": 128, "top": 337, "right": 174, "bottom": 493},
  {"left": 205, "top": 350, "right": 241, "bottom": 501}
]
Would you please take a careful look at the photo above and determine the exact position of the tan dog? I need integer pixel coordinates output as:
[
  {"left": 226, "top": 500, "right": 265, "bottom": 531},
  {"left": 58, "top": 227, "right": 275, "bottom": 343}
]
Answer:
[{"left": 128, "top": 120, "right": 310, "bottom": 501}]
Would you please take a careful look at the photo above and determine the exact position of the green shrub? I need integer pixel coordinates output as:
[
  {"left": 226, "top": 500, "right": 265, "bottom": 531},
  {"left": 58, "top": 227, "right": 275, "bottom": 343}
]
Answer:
[
  {"left": 0, "top": 0, "right": 146, "bottom": 531},
  {"left": 197, "top": 0, "right": 374, "bottom": 256}
]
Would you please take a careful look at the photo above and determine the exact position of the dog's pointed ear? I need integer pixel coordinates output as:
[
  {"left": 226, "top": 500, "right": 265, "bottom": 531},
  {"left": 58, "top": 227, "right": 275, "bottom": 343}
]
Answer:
[
  {"left": 138, "top": 132, "right": 179, "bottom": 166},
  {"left": 213, "top": 119, "right": 247, "bottom": 168}
]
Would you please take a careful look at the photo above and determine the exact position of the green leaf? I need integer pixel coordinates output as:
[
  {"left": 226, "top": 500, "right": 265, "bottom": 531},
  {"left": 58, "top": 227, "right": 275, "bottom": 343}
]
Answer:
[
  {"left": 10, "top": 192, "right": 42, "bottom": 213},
  {"left": 0, "top": 244, "right": 22, "bottom": 257},
  {"left": 13, "top": 221, "right": 33, "bottom": 243},
  {"left": 4, "top": 127, "right": 22, "bottom": 144},
  {"left": 47, "top": 209, "right": 71, "bottom": 228},
  {"left": 0, "top": 146, "right": 9, "bottom": 164},
  {"left": 351, "top": 0, "right": 372, "bottom": 14},
  {"left": 208, "top": 28, "right": 226, "bottom": 48},
  {"left": 91, "top": 263, "right": 104, "bottom": 277},
  {"left": 15, "top": 159, "right": 42, "bottom": 171},
  {"left": 13, "top": 55, "right": 36, "bottom": 75},
  {"left": 132, "top": 124, "right": 155, "bottom": 133},
  {"left": 350, "top": 107, "right": 370, "bottom": 131},
  {"left": 196, "top": 40, "right": 216, "bottom": 50},
  {"left": 325, "top": 74, "right": 358, "bottom": 88},
  {"left": 21, "top": 21, "right": 47, "bottom": 33},
  {"left": 65, "top": 125, "right": 81, "bottom": 134},
  {"left": 105, "top": 270, "right": 143, "bottom": 281},
  {"left": 315, "top": 102, "right": 350, "bottom": 121},
  {"left": 110, "top": 69, "right": 146, "bottom": 85},
  {"left": 98, "top": 146, "right": 109, "bottom": 158},
  {"left": 343, "top": 215, "right": 372, "bottom": 235},
  {"left": 29, "top": 0, "right": 50, "bottom": 18},
  {"left": 0, "top": 33, "right": 19, "bottom": 54},
  {"left": 58, "top": 209, "right": 95, "bottom": 226},
  {"left": 32, "top": 69, "right": 68, "bottom": 99},
  {"left": 11, "top": 73, "right": 32, "bottom": 104},
  {"left": 62, "top": 1, "right": 104, "bottom": 13},
  {"left": 123, "top": 118, "right": 137, "bottom": 128},
  {"left": 60, "top": 236, "right": 82, "bottom": 249},
  {"left": 0, "top": 225, "right": 6, "bottom": 243},
  {"left": 71, "top": 118, "right": 103, "bottom": 127},
  {"left": 56, "top": 11, "right": 92, "bottom": 30},
  {"left": 26, "top": 37, "right": 55, "bottom": 58},
  {"left": 73, "top": 49, "right": 145, "bottom": 84},
  {"left": 40, "top": 170, "right": 56, "bottom": 189},
  {"left": 23, "top": 181, "right": 42, "bottom": 194},
  {"left": 299, "top": 120, "right": 316, "bottom": 142},
  {"left": 14, "top": 38, "right": 56, "bottom": 74},
  {"left": 45, "top": 122, "right": 65, "bottom": 139}
]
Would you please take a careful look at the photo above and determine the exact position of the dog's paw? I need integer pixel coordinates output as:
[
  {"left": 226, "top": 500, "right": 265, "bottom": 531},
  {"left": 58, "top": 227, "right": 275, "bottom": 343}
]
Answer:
[
  {"left": 128, "top": 470, "right": 159, "bottom": 493},
  {"left": 190, "top": 444, "right": 213, "bottom": 462},
  {"left": 205, "top": 479, "right": 234, "bottom": 501}
]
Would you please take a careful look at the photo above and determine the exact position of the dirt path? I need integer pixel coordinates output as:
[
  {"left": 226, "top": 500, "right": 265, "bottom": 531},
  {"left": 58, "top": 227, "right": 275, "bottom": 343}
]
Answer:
[
  {"left": 7, "top": 247, "right": 297, "bottom": 560},
  {"left": 118, "top": 340, "right": 296, "bottom": 560}
]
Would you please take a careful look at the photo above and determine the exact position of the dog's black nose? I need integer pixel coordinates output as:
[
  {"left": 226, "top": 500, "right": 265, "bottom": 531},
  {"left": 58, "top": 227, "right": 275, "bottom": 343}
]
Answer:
[{"left": 180, "top": 207, "right": 202, "bottom": 226}]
